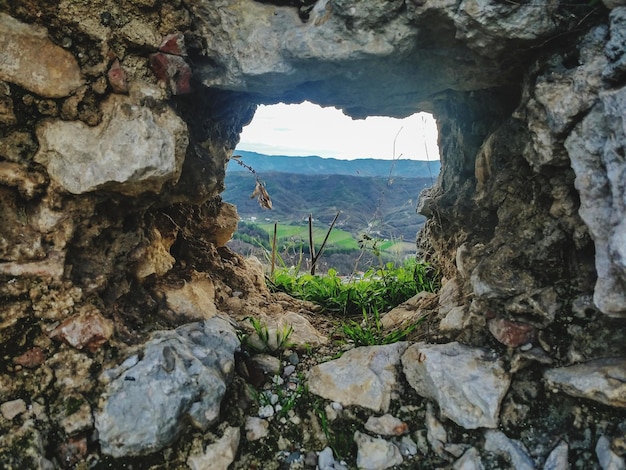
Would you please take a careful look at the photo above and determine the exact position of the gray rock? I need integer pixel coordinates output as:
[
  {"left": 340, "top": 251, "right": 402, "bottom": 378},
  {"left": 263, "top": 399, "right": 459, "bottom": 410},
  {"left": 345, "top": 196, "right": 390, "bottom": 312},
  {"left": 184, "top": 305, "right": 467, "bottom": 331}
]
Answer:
[
  {"left": 402, "top": 342, "right": 510, "bottom": 429},
  {"left": 453, "top": 447, "right": 485, "bottom": 470},
  {"left": 364, "top": 414, "right": 408, "bottom": 436},
  {"left": 245, "top": 416, "right": 269, "bottom": 441},
  {"left": 543, "top": 440, "right": 569, "bottom": 470},
  {"left": 0, "top": 13, "right": 84, "bottom": 98},
  {"left": 250, "top": 353, "right": 282, "bottom": 377},
  {"left": 484, "top": 430, "right": 534, "bottom": 470},
  {"left": 425, "top": 402, "right": 448, "bottom": 458},
  {"left": 307, "top": 342, "right": 408, "bottom": 412},
  {"left": 596, "top": 435, "right": 626, "bottom": 470},
  {"left": 565, "top": 82, "right": 626, "bottom": 317},
  {"left": 187, "top": 426, "right": 240, "bottom": 470},
  {"left": 354, "top": 431, "right": 403, "bottom": 470},
  {"left": 398, "top": 435, "right": 418, "bottom": 457},
  {"left": 35, "top": 88, "right": 188, "bottom": 196},
  {"left": 544, "top": 357, "right": 626, "bottom": 408},
  {"left": 95, "top": 317, "right": 239, "bottom": 457},
  {"left": 317, "top": 446, "right": 347, "bottom": 470}
]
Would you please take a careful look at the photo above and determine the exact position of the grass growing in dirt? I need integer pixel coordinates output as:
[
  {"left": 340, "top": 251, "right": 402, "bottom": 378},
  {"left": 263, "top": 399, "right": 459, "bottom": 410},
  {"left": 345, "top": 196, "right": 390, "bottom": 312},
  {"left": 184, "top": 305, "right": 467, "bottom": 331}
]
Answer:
[{"left": 267, "top": 258, "right": 439, "bottom": 318}]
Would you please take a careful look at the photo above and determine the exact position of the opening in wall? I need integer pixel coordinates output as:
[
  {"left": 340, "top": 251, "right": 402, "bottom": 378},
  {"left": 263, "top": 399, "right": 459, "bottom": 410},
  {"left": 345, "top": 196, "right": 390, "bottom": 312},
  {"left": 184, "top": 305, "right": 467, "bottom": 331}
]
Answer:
[{"left": 224, "top": 101, "right": 441, "bottom": 276}]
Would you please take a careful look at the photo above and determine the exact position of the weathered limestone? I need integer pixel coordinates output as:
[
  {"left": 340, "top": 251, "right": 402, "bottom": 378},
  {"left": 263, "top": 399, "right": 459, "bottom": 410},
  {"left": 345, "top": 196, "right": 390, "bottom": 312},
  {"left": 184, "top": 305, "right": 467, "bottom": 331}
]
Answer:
[
  {"left": 402, "top": 342, "right": 510, "bottom": 429},
  {"left": 0, "top": 13, "right": 84, "bottom": 98},
  {"left": 354, "top": 431, "right": 403, "bottom": 470},
  {"left": 187, "top": 426, "right": 240, "bottom": 470},
  {"left": 307, "top": 342, "right": 408, "bottom": 412},
  {"left": 95, "top": 317, "right": 239, "bottom": 457},
  {"left": 34, "top": 87, "right": 188, "bottom": 196},
  {"left": 544, "top": 357, "right": 626, "bottom": 408}
]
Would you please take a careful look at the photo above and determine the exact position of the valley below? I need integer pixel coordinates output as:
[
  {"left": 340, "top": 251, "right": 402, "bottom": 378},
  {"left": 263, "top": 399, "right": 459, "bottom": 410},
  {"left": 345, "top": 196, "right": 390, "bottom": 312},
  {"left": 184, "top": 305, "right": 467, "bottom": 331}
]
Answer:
[{"left": 223, "top": 153, "right": 439, "bottom": 275}]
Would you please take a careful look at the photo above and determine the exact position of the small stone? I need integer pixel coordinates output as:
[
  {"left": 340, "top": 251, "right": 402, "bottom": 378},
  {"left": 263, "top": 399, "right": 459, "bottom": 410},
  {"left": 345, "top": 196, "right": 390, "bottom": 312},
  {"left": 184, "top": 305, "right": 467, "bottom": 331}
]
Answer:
[
  {"left": 402, "top": 342, "right": 510, "bottom": 429},
  {"left": 49, "top": 309, "right": 113, "bottom": 352},
  {"left": 354, "top": 431, "right": 403, "bottom": 470},
  {"left": 246, "top": 416, "right": 269, "bottom": 441},
  {"left": 453, "top": 447, "right": 485, "bottom": 470},
  {"left": 159, "top": 32, "right": 187, "bottom": 56},
  {"left": 596, "top": 435, "right": 626, "bottom": 470},
  {"left": 1, "top": 399, "right": 27, "bottom": 420},
  {"left": 488, "top": 317, "right": 536, "bottom": 348},
  {"left": 308, "top": 342, "right": 408, "bottom": 412},
  {"left": 544, "top": 440, "right": 569, "bottom": 470},
  {"left": 399, "top": 435, "right": 418, "bottom": 456},
  {"left": 13, "top": 347, "right": 46, "bottom": 368},
  {"left": 318, "top": 446, "right": 336, "bottom": 470},
  {"left": 56, "top": 436, "right": 88, "bottom": 467},
  {"left": 107, "top": 59, "right": 128, "bottom": 94},
  {"left": 544, "top": 357, "right": 626, "bottom": 408},
  {"left": 305, "top": 450, "right": 318, "bottom": 467},
  {"left": 0, "top": 13, "right": 84, "bottom": 97},
  {"left": 251, "top": 354, "right": 282, "bottom": 377},
  {"left": 365, "top": 414, "right": 409, "bottom": 436},
  {"left": 425, "top": 402, "right": 447, "bottom": 457},
  {"left": 288, "top": 352, "right": 300, "bottom": 365},
  {"left": 187, "top": 426, "right": 240, "bottom": 470},
  {"left": 149, "top": 52, "right": 193, "bottom": 95},
  {"left": 484, "top": 430, "right": 534, "bottom": 470},
  {"left": 283, "top": 364, "right": 296, "bottom": 377},
  {"left": 258, "top": 404, "right": 275, "bottom": 418}
]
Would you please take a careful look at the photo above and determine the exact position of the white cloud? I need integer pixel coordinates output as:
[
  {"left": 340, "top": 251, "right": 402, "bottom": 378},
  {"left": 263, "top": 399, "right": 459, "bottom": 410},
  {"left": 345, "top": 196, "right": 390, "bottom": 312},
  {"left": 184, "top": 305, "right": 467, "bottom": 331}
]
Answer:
[{"left": 236, "top": 101, "right": 440, "bottom": 161}]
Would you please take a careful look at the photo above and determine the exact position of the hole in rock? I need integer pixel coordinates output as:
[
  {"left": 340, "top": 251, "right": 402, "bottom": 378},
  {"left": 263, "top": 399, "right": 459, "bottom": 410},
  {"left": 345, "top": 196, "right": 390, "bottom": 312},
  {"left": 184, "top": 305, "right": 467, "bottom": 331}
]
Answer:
[{"left": 224, "top": 101, "right": 441, "bottom": 276}]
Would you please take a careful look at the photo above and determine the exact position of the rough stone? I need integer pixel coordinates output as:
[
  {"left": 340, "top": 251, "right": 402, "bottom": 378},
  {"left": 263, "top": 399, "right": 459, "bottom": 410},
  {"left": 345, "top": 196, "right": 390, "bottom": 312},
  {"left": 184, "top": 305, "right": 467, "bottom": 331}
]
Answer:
[
  {"left": 35, "top": 89, "right": 188, "bottom": 196},
  {"left": 596, "top": 435, "right": 626, "bottom": 470},
  {"left": 565, "top": 82, "right": 626, "bottom": 317},
  {"left": 544, "top": 358, "right": 626, "bottom": 408},
  {"left": 543, "top": 440, "right": 569, "bottom": 470},
  {"left": 425, "top": 402, "right": 448, "bottom": 458},
  {"left": 484, "top": 430, "right": 534, "bottom": 470},
  {"left": 354, "top": 431, "right": 403, "bottom": 470},
  {"left": 107, "top": 59, "right": 128, "bottom": 94},
  {"left": 453, "top": 447, "right": 485, "bottom": 470},
  {"left": 488, "top": 317, "right": 536, "bottom": 348},
  {"left": 364, "top": 414, "right": 409, "bottom": 437},
  {"left": 13, "top": 347, "right": 47, "bottom": 369},
  {"left": 245, "top": 416, "right": 269, "bottom": 441},
  {"left": 161, "top": 272, "right": 217, "bottom": 321},
  {"left": 245, "top": 311, "right": 328, "bottom": 351},
  {"left": 380, "top": 291, "right": 437, "bottom": 330},
  {"left": 0, "top": 398, "right": 27, "bottom": 420},
  {"left": 0, "top": 162, "right": 47, "bottom": 200},
  {"left": 402, "top": 342, "right": 510, "bottom": 429},
  {"left": 307, "top": 342, "right": 408, "bottom": 412},
  {"left": 95, "top": 317, "right": 239, "bottom": 457},
  {"left": 187, "top": 426, "right": 240, "bottom": 470},
  {"left": 0, "top": 13, "right": 84, "bottom": 98},
  {"left": 49, "top": 308, "right": 113, "bottom": 352},
  {"left": 134, "top": 228, "right": 176, "bottom": 280}
]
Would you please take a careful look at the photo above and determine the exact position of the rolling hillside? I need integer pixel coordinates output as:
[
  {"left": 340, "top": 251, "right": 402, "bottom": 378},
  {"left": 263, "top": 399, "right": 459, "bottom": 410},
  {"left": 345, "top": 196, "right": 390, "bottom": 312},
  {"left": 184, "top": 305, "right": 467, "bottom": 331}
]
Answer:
[{"left": 230, "top": 150, "right": 440, "bottom": 179}]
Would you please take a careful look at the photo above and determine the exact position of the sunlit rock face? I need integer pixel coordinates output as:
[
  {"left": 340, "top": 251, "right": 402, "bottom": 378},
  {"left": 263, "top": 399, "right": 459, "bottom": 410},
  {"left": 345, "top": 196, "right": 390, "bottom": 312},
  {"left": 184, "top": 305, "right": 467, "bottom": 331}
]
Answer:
[{"left": 0, "top": 0, "right": 625, "bottom": 466}]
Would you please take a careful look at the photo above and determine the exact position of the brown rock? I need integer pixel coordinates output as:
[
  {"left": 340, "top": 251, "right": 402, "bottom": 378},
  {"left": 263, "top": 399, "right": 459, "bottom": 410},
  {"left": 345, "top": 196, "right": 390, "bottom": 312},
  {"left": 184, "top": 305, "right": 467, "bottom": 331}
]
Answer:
[
  {"left": 49, "top": 309, "right": 113, "bottom": 352},
  {"left": 57, "top": 436, "right": 88, "bottom": 467},
  {"left": 488, "top": 317, "right": 536, "bottom": 348},
  {"left": 13, "top": 347, "right": 47, "bottom": 369},
  {"left": 0, "top": 13, "right": 84, "bottom": 98}
]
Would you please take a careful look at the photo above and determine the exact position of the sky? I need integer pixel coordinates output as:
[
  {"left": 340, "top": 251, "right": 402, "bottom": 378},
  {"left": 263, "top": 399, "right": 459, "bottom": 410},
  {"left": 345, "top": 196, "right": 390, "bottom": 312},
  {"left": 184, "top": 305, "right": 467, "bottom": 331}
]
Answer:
[{"left": 236, "top": 101, "right": 440, "bottom": 161}]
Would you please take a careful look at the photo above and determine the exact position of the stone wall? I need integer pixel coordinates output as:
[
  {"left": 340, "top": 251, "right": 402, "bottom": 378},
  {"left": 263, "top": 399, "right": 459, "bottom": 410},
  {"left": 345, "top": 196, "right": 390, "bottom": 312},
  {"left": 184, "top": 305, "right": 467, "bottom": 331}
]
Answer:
[{"left": 1, "top": 0, "right": 625, "bottom": 467}]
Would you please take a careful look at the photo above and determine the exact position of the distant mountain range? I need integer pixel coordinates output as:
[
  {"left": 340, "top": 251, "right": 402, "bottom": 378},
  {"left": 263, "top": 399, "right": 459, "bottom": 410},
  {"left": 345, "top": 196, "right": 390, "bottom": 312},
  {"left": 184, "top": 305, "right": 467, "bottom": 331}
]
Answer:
[
  {"left": 223, "top": 152, "right": 439, "bottom": 242},
  {"left": 229, "top": 150, "right": 440, "bottom": 179}
]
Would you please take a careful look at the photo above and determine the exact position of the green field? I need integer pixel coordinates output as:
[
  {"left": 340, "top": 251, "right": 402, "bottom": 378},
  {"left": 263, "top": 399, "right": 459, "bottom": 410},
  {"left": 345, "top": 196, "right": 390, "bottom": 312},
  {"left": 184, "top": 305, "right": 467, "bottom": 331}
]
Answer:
[{"left": 256, "top": 223, "right": 360, "bottom": 251}]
